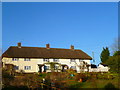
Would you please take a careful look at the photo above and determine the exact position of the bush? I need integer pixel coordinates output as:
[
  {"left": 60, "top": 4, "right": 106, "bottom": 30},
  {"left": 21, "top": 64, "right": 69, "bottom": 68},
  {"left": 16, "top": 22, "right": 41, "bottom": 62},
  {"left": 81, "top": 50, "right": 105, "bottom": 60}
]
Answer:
[
  {"left": 2, "top": 85, "right": 28, "bottom": 90},
  {"left": 104, "top": 83, "right": 116, "bottom": 89},
  {"left": 68, "top": 81, "right": 83, "bottom": 89},
  {"left": 39, "top": 73, "right": 47, "bottom": 78},
  {"left": 75, "top": 73, "right": 88, "bottom": 82}
]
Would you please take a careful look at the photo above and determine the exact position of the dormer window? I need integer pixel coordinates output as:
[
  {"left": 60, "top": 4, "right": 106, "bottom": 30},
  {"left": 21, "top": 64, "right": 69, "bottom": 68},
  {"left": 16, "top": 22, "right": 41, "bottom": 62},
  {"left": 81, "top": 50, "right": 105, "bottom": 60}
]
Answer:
[
  {"left": 43, "top": 59, "right": 49, "bottom": 62},
  {"left": 53, "top": 59, "right": 59, "bottom": 62},
  {"left": 12, "top": 58, "right": 19, "bottom": 61},
  {"left": 70, "top": 59, "right": 75, "bottom": 62},
  {"left": 24, "top": 58, "right": 30, "bottom": 61}
]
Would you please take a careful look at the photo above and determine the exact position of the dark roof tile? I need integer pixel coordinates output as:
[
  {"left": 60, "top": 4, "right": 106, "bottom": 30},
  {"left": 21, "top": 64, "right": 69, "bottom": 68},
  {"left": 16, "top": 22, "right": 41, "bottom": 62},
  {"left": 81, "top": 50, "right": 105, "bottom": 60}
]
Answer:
[{"left": 2, "top": 46, "right": 92, "bottom": 59}]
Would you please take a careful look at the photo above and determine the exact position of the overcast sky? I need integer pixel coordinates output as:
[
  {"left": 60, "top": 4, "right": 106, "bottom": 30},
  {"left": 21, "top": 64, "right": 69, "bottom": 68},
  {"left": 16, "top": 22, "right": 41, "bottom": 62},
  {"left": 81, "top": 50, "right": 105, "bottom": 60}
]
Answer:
[{"left": 2, "top": 2, "right": 118, "bottom": 65}]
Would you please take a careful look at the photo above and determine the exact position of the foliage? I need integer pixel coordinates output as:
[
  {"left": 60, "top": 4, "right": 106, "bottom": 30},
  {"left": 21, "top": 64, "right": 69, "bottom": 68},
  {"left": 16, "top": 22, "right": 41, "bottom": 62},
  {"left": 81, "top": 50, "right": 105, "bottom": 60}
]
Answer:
[
  {"left": 2, "top": 85, "right": 28, "bottom": 90},
  {"left": 104, "top": 83, "right": 116, "bottom": 89},
  {"left": 2, "top": 68, "right": 14, "bottom": 79},
  {"left": 100, "top": 47, "right": 110, "bottom": 63},
  {"left": 105, "top": 55, "right": 120, "bottom": 73},
  {"left": 68, "top": 81, "right": 83, "bottom": 89},
  {"left": 66, "top": 69, "right": 76, "bottom": 74},
  {"left": 22, "top": 74, "right": 42, "bottom": 89},
  {"left": 75, "top": 73, "right": 88, "bottom": 82},
  {"left": 110, "top": 38, "right": 120, "bottom": 55},
  {"left": 2, "top": 68, "right": 15, "bottom": 86},
  {"left": 39, "top": 73, "right": 47, "bottom": 78},
  {"left": 113, "top": 51, "right": 120, "bottom": 56},
  {"left": 45, "top": 62, "right": 60, "bottom": 72}
]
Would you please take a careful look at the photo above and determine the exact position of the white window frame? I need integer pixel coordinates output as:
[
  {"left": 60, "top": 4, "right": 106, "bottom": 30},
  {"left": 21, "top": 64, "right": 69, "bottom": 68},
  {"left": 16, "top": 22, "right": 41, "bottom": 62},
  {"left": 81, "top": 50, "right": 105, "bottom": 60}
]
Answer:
[
  {"left": 45, "top": 66, "right": 50, "bottom": 70},
  {"left": 12, "top": 58, "right": 19, "bottom": 61},
  {"left": 53, "top": 59, "right": 59, "bottom": 62},
  {"left": 54, "top": 66, "right": 59, "bottom": 70},
  {"left": 70, "top": 59, "right": 76, "bottom": 62},
  {"left": 70, "top": 66, "right": 76, "bottom": 70},
  {"left": 43, "top": 59, "right": 49, "bottom": 62},
  {"left": 24, "top": 66, "right": 31, "bottom": 70},
  {"left": 24, "top": 58, "right": 30, "bottom": 61}
]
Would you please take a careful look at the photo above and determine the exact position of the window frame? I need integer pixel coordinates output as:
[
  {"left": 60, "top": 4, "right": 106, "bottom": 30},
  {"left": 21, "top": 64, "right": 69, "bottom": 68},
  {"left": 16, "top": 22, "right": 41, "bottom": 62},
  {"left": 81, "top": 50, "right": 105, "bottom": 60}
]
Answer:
[
  {"left": 24, "top": 66, "right": 31, "bottom": 70},
  {"left": 70, "top": 66, "right": 76, "bottom": 70},
  {"left": 12, "top": 58, "right": 19, "bottom": 61},
  {"left": 54, "top": 66, "right": 59, "bottom": 70},
  {"left": 53, "top": 59, "right": 59, "bottom": 62},
  {"left": 14, "top": 66, "right": 19, "bottom": 70},
  {"left": 43, "top": 59, "right": 49, "bottom": 62},
  {"left": 24, "top": 58, "right": 30, "bottom": 61},
  {"left": 70, "top": 59, "right": 76, "bottom": 62},
  {"left": 45, "top": 66, "right": 50, "bottom": 70}
]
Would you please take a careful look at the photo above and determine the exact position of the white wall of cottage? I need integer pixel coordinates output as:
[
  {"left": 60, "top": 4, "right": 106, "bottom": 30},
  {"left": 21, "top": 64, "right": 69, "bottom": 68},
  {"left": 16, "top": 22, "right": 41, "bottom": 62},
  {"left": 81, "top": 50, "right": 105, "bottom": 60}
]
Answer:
[{"left": 2, "top": 57, "right": 91, "bottom": 73}]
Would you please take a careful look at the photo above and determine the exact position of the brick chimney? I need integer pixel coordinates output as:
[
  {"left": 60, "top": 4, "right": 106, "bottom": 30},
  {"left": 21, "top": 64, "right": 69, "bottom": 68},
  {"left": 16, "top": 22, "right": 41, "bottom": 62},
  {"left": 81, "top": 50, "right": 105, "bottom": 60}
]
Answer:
[
  {"left": 70, "top": 45, "right": 74, "bottom": 50},
  {"left": 17, "top": 42, "right": 21, "bottom": 48},
  {"left": 46, "top": 44, "right": 50, "bottom": 49}
]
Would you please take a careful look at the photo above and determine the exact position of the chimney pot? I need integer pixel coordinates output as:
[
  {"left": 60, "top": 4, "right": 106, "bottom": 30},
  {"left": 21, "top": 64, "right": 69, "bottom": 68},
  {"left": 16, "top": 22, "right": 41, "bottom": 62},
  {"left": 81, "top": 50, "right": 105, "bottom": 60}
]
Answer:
[
  {"left": 46, "top": 44, "right": 50, "bottom": 49},
  {"left": 70, "top": 45, "right": 74, "bottom": 50},
  {"left": 17, "top": 42, "right": 21, "bottom": 48}
]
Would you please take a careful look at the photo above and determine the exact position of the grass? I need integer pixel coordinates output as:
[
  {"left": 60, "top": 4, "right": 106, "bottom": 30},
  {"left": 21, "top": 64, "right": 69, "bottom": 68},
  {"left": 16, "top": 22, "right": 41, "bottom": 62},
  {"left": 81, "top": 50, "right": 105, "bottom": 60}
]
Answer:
[
  {"left": 61, "top": 72, "right": 119, "bottom": 89},
  {"left": 2, "top": 71, "right": 119, "bottom": 89}
]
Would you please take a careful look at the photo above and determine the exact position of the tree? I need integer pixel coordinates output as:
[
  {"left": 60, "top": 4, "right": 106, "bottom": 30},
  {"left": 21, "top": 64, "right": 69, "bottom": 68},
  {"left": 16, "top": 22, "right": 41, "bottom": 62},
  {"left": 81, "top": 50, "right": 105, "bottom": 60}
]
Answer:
[
  {"left": 110, "top": 38, "right": 120, "bottom": 55},
  {"left": 100, "top": 47, "right": 110, "bottom": 63},
  {"left": 2, "top": 68, "right": 15, "bottom": 87},
  {"left": 113, "top": 51, "right": 120, "bottom": 56},
  {"left": 105, "top": 55, "right": 120, "bottom": 73}
]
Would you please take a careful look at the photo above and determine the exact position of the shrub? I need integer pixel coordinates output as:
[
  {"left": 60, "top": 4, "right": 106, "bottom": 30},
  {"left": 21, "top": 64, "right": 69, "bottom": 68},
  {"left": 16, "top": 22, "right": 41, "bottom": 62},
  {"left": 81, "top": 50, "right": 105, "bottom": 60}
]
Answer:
[
  {"left": 68, "top": 81, "right": 83, "bottom": 89},
  {"left": 39, "top": 73, "right": 47, "bottom": 78},
  {"left": 75, "top": 73, "right": 88, "bottom": 82},
  {"left": 104, "top": 83, "right": 116, "bottom": 89}
]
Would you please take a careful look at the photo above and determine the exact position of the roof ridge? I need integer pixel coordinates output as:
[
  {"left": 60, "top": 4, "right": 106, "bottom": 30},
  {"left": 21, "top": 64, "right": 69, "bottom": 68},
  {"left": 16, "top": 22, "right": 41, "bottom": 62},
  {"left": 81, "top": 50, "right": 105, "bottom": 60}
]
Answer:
[{"left": 10, "top": 46, "right": 82, "bottom": 51}]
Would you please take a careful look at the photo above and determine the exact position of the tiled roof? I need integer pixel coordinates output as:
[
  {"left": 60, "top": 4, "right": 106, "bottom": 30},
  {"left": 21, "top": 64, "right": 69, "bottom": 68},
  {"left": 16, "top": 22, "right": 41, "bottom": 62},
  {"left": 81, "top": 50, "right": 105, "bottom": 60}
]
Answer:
[{"left": 2, "top": 46, "right": 92, "bottom": 59}]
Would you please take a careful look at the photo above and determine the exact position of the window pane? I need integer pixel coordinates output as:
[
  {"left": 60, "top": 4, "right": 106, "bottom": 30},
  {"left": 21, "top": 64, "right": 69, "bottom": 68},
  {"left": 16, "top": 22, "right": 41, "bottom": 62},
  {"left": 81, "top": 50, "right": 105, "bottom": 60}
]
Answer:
[
  {"left": 24, "top": 58, "right": 30, "bottom": 61},
  {"left": 24, "top": 66, "right": 31, "bottom": 70},
  {"left": 70, "top": 59, "right": 75, "bottom": 62},
  {"left": 70, "top": 66, "right": 76, "bottom": 69},
  {"left": 12, "top": 58, "right": 19, "bottom": 61},
  {"left": 14, "top": 66, "right": 19, "bottom": 70},
  {"left": 44, "top": 66, "right": 49, "bottom": 70},
  {"left": 43, "top": 59, "right": 49, "bottom": 62},
  {"left": 53, "top": 59, "right": 59, "bottom": 62},
  {"left": 54, "top": 66, "right": 59, "bottom": 69}
]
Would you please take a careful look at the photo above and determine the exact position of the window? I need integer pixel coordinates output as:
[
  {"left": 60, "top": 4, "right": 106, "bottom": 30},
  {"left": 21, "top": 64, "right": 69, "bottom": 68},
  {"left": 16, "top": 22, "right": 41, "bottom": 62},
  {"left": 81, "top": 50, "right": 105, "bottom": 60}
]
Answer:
[
  {"left": 44, "top": 66, "right": 49, "bottom": 70},
  {"left": 53, "top": 59, "right": 59, "bottom": 62},
  {"left": 79, "top": 59, "right": 83, "bottom": 62},
  {"left": 54, "top": 66, "right": 59, "bottom": 70},
  {"left": 14, "top": 66, "right": 19, "bottom": 70},
  {"left": 24, "top": 66, "right": 31, "bottom": 70},
  {"left": 70, "top": 59, "right": 75, "bottom": 62},
  {"left": 70, "top": 66, "right": 76, "bottom": 70},
  {"left": 12, "top": 58, "right": 19, "bottom": 61},
  {"left": 43, "top": 59, "right": 49, "bottom": 62},
  {"left": 24, "top": 58, "right": 30, "bottom": 61}
]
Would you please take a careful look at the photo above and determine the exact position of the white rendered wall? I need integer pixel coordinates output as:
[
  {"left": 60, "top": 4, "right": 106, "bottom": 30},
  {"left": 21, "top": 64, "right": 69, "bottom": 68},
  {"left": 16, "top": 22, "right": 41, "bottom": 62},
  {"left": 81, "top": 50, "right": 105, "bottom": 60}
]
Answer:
[
  {"left": 2, "top": 57, "right": 91, "bottom": 73},
  {"left": 98, "top": 64, "right": 110, "bottom": 72},
  {"left": 2, "top": 57, "right": 38, "bottom": 73}
]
